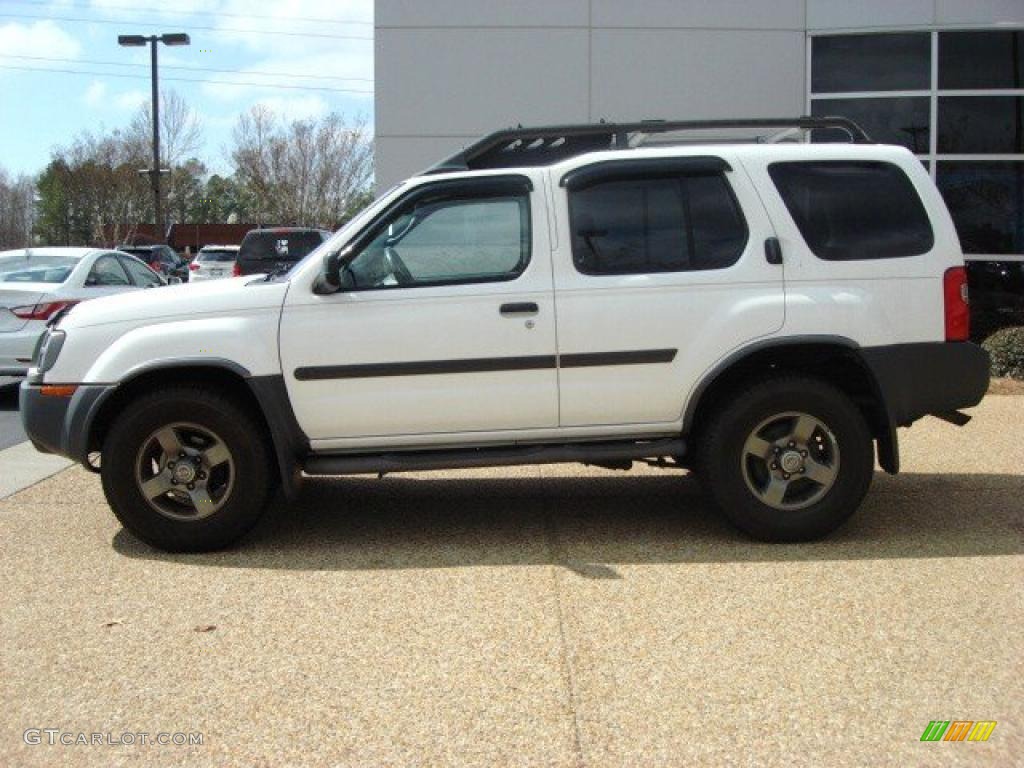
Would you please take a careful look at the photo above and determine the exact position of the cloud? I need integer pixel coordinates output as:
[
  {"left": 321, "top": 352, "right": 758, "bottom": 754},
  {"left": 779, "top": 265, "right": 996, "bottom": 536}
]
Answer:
[
  {"left": 83, "top": 80, "right": 107, "bottom": 106},
  {"left": 0, "top": 20, "right": 82, "bottom": 60},
  {"left": 115, "top": 89, "right": 148, "bottom": 111}
]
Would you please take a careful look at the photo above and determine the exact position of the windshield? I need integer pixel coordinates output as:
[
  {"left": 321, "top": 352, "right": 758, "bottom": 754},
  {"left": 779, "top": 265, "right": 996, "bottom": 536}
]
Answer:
[
  {"left": 198, "top": 250, "right": 237, "bottom": 262},
  {"left": 0, "top": 253, "right": 78, "bottom": 283},
  {"left": 284, "top": 183, "right": 408, "bottom": 277}
]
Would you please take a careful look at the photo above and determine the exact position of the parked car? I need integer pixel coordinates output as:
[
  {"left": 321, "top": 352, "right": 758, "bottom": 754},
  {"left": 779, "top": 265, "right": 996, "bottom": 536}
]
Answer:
[
  {"left": 20, "top": 117, "right": 990, "bottom": 552},
  {"left": 116, "top": 244, "right": 190, "bottom": 283},
  {"left": 189, "top": 245, "right": 239, "bottom": 282},
  {"left": 235, "top": 227, "right": 332, "bottom": 277},
  {"left": 1, "top": 247, "right": 166, "bottom": 376}
]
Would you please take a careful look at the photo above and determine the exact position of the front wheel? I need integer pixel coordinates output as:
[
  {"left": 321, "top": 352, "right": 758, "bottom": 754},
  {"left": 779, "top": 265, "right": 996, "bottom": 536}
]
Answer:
[
  {"left": 101, "top": 387, "right": 273, "bottom": 552},
  {"left": 697, "top": 376, "right": 874, "bottom": 542}
]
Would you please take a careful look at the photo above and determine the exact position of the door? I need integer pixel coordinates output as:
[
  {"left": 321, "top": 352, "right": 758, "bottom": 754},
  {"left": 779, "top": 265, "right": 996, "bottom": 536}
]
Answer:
[
  {"left": 550, "top": 154, "right": 785, "bottom": 427},
  {"left": 280, "top": 173, "right": 558, "bottom": 445}
]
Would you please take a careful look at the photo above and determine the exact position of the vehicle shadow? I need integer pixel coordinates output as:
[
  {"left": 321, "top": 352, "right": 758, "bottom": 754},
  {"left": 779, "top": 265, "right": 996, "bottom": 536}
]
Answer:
[
  {"left": 112, "top": 471, "right": 1024, "bottom": 575},
  {"left": 0, "top": 380, "right": 20, "bottom": 411}
]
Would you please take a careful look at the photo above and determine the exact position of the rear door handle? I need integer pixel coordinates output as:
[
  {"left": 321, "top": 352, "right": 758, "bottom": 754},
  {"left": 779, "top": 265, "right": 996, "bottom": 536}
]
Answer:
[
  {"left": 500, "top": 302, "right": 539, "bottom": 316},
  {"left": 764, "top": 237, "right": 783, "bottom": 265}
]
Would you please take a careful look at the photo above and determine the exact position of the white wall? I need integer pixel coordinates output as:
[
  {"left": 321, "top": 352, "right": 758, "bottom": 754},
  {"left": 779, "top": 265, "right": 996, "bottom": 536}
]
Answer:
[{"left": 375, "top": 0, "right": 1024, "bottom": 188}]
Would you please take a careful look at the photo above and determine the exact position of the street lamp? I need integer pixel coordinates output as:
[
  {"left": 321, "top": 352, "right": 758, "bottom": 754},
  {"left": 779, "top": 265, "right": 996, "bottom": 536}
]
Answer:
[{"left": 118, "top": 33, "right": 190, "bottom": 243}]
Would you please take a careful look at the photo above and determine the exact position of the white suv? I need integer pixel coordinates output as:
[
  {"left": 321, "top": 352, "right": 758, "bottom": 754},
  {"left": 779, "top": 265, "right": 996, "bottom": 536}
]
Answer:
[{"left": 20, "top": 118, "right": 990, "bottom": 552}]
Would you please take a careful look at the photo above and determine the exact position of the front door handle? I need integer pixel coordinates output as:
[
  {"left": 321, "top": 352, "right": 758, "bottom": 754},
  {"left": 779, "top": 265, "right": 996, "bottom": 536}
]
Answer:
[{"left": 500, "top": 302, "right": 539, "bottom": 316}]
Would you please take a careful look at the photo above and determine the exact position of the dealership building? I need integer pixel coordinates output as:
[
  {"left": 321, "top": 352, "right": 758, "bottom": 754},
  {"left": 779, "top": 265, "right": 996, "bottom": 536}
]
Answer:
[{"left": 375, "top": 0, "right": 1024, "bottom": 326}]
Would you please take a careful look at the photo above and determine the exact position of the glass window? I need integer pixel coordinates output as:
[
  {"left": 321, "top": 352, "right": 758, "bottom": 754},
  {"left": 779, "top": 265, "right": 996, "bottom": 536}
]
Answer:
[
  {"left": 198, "top": 249, "right": 237, "bottom": 263},
  {"left": 87, "top": 255, "right": 131, "bottom": 286},
  {"left": 811, "top": 97, "right": 930, "bottom": 152},
  {"left": 240, "top": 231, "right": 325, "bottom": 263},
  {"left": 937, "top": 96, "right": 1024, "bottom": 154},
  {"left": 939, "top": 30, "right": 1024, "bottom": 90},
  {"left": 120, "top": 255, "right": 164, "bottom": 287},
  {"left": 811, "top": 33, "right": 931, "bottom": 93},
  {"left": 936, "top": 162, "right": 1024, "bottom": 255},
  {"left": 348, "top": 194, "right": 530, "bottom": 289},
  {"left": 0, "top": 253, "right": 77, "bottom": 284},
  {"left": 769, "top": 161, "right": 934, "bottom": 260},
  {"left": 568, "top": 173, "right": 747, "bottom": 275}
]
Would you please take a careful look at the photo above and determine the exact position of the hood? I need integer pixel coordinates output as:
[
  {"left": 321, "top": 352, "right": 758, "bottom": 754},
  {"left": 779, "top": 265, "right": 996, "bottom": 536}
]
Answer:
[{"left": 59, "top": 276, "right": 290, "bottom": 330}]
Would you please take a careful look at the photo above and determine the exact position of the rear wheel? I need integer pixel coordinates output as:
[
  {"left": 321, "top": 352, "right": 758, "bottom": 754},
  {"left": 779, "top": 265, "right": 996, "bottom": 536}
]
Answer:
[
  {"left": 101, "top": 387, "right": 273, "bottom": 552},
  {"left": 697, "top": 376, "right": 874, "bottom": 541}
]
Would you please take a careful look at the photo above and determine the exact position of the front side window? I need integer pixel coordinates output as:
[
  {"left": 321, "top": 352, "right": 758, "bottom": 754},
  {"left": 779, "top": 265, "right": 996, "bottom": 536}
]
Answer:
[
  {"left": 120, "top": 255, "right": 164, "bottom": 287},
  {"left": 87, "top": 255, "right": 130, "bottom": 286},
  {"left": 568, "top": 173, "right": 747, "bottom": 275},
  {"left": 346, "top": 192, "right": 530, "bottom": 289},
  {"left": 769, "top": 161, "right": 934, "bottom": 261}
]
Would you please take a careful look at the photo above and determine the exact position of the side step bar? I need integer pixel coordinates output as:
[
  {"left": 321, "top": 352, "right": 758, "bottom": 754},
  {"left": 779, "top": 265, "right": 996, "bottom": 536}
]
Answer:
[{"left": 302, "top": 438, "right": 686, "bottom": 476}]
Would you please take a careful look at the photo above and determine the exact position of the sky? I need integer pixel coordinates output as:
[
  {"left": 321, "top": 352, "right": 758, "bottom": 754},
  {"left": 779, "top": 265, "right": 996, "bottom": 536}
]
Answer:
[{"left": 0, "top": 0, "right": 374, "bottom": 177}]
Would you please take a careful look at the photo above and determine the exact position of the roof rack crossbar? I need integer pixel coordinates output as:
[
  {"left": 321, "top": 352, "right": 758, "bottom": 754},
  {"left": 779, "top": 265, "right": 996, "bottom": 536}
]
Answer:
[{"left": 427, "top": 116, "right": 871, "bottom": 174}]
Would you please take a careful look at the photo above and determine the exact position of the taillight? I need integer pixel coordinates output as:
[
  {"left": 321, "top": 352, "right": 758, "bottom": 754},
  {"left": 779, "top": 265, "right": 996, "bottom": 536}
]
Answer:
[
  {"left": 232, "top": 262, "right": 241, "bottom": 277},
  {"left": 943, "top": 266, "right": 970, "bottom": 341},
  {"left": 189, "top": 262, "right": 200, "bottom": 271},
  {"left": 10, "top": 300, "right": 79, "bottom": 321}
]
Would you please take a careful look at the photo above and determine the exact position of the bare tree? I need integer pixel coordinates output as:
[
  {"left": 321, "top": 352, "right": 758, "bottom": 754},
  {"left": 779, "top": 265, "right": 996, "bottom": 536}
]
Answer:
[
  {"left": 0, "top": 166, "right": 36, "bottom": 249},
  {"left": 230, "top": 107, "right": 373, "bottom": 227},
  {"left": 129, "top": 89, "right": 203, "bottom": 227}
]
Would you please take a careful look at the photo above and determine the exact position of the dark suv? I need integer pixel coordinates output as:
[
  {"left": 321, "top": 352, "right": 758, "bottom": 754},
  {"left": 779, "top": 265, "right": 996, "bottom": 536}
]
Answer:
[
  {"left": 116, "top": 244, "right": 189, "bottom": 283},
  {"left": 235, "top": 228, "right": 332, "bottom": 277}
]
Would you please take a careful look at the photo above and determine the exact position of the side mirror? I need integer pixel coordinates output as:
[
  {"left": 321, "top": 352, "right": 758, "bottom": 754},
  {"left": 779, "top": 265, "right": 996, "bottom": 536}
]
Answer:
[
  {"left": 313, "top": 248, "right": 354, "bottom": 295},
  {"left": 166, "top": 276, "right": 182, "bottom": 285}
]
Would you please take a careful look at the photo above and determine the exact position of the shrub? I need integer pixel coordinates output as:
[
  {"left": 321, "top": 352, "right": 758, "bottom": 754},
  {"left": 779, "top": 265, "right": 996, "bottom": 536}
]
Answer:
[{"left": 982, "top": 326, "right": 1024, "bottom": 380}]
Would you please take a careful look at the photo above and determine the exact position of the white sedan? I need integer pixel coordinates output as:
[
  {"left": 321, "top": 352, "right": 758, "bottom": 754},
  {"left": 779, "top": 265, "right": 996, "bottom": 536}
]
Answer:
[{"left": 0, "top": 247, "right": 168, "bottom": 376}]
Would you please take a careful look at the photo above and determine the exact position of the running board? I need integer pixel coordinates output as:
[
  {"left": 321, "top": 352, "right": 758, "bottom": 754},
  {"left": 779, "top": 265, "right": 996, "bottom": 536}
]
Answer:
[{"left": 302, "top": 438, "right": 686, "bottom": 476}]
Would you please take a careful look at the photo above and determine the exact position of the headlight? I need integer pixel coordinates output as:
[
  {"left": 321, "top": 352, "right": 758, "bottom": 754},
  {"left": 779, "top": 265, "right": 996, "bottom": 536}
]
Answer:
[{"left": 35, "top": 330, "right": 66, "bottom": 373}]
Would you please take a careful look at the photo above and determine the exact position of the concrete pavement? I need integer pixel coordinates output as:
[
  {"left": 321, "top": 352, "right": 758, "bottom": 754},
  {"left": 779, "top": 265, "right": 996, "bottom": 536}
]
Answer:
[
  {"left": 0, "top": 395, "right": 1021, "bottom": 767},
  {"left": 0, "top": 378, "right": 27, "bottom": 451}
]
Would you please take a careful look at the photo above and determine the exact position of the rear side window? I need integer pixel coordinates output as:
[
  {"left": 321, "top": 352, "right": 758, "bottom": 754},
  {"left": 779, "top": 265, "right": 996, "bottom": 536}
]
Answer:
[
  {"left": 568, "top": 173, "right": 747, "bottom": 275},
  {"left": 769, "top": 161, "right": 934, "bottom": 260},
  {"left": 240, "top": 231, "right": 323, "bottom": 262}
]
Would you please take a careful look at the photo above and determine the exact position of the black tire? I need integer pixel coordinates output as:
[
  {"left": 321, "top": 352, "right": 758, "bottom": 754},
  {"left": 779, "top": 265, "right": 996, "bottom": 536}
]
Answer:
[
  {"left": 101, "top": 386, "right": 273, "bottom": 552},
  {"left": 696, "top": 375, "right": 874, "bottom": 542}
]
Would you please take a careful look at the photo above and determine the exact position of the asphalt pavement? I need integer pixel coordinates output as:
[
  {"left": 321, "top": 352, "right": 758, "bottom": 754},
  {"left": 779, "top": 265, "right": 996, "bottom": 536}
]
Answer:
[{"left": 0, "top": 395, "right": 1022, "bottom": 767}]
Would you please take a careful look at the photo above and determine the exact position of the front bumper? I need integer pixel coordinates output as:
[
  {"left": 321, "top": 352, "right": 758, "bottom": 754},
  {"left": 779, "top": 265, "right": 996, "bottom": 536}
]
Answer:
[{"left": 20, "top": 382, "right": 115, "bottom": 462}]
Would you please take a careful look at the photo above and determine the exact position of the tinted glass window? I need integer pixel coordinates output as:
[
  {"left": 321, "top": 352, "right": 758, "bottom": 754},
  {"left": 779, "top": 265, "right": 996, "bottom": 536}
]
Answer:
[
  {"left": 937, "top": 96, "right": 1024, "bottom": 154},
  {"left": 87, "top": 255, "right": 131, "bottom": 286},
  {"left": 240, "top": 231, "right": 323, "bottom": 262},
  {"left": 348, "top": 194, "right": 529, "bottom": 289},
  {"left": 0, "top": 254, "right": 77, "bottom": 283},
  {"left": 812, "top": 33, "right": 931, "bottom": 93},
  {"left": 120, "top": 255, "right": 163, "bottom": 287},
  {"left": 769, "top": 161, "right": 933, "bottom": 260},
  {"left": 811, "top": 97, "right": 930, "bottom": 152},
  {"left": 568, "top": 173, "right": 746, "bottom": 275},
  {"left": 939, "top": 30, "right": 1024, "bottom": 90},
  {"left": 936, "top": 162, "right": 1024, "bottom": 255},
  {"left": 198, "top": 249, "right": 237, "bottom": 262}
]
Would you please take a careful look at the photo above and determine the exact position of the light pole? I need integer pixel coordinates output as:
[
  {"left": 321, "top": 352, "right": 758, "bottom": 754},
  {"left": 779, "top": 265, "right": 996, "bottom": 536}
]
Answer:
[{"left": 117, "top": 33, "right": 190, "bottom": 244}]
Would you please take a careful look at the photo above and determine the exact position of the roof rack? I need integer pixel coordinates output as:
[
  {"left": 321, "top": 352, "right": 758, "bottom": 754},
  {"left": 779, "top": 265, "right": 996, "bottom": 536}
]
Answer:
[{"left": 427, "top": 116, "right": 872, "bottom": 174}]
